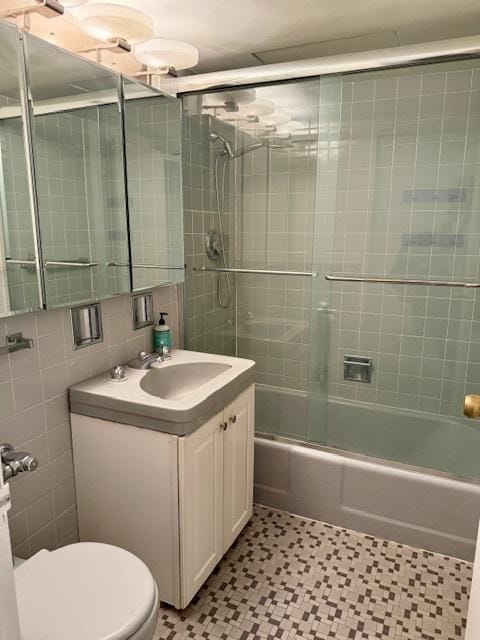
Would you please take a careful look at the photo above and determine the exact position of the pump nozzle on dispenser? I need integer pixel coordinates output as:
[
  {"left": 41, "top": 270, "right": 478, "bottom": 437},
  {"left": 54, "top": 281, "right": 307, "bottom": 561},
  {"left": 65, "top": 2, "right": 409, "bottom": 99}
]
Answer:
[{"left": 154, "top": 312, "right": 172, "bottom": 354}]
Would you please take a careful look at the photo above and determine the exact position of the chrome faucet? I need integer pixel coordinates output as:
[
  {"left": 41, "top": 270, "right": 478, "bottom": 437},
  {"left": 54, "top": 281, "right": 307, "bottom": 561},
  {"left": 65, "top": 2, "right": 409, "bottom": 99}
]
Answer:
[
  {"left": 0, "top": 443, "right": 39, "bottom": 480},
  {"left": 126, "top": 347, "right": 172, "bottom": 370}
]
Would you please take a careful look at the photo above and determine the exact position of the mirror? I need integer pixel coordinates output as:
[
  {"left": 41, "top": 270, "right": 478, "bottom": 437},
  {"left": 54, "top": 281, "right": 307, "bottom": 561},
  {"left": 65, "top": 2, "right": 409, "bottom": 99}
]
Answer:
[
  {"left": 24, "top": 32, "right": 130, "bottom": 308},
  {"left": 0, "top": 22, "right": 41, "bottom": 317},
  {"left": 123, "top": 78, "right": 184, "bottom": 292}
]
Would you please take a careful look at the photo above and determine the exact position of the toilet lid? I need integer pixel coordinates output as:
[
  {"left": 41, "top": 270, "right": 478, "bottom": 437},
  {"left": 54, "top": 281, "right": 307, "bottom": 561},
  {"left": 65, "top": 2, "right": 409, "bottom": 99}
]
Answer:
[{"left": 15, "top": 542, "right": 157, "bottom": 640}]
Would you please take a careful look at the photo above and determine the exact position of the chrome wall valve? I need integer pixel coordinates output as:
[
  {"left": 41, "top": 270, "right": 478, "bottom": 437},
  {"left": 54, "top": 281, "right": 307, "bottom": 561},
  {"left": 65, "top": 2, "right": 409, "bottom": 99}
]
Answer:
[{"left": 0, "top": 443, "right": 39, "bottom": 478}]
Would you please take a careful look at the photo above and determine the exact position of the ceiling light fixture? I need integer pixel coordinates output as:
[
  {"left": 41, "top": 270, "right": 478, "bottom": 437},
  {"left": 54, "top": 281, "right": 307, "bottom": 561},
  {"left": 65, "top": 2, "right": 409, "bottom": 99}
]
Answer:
[
  {"left": 134, "top": 38, "right": 199, "bottom": 72},
  {"left": 80, "top": 36, "right": 131, "bottom": 63},
  {"left": 78, "top": 3, "right": 153, "bottom": 44},
  {"left": 0, "top": 0, "right": 64, "bottom": 30},
  {"left": 1, "top": 0, "right": 64, "bottom": 18}
]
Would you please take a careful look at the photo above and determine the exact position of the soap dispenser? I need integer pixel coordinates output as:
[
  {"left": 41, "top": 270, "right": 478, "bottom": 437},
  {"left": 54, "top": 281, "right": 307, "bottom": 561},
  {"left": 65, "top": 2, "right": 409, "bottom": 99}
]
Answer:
[{"left": 154, "top": 312, "right": 172, "bottom": 354}]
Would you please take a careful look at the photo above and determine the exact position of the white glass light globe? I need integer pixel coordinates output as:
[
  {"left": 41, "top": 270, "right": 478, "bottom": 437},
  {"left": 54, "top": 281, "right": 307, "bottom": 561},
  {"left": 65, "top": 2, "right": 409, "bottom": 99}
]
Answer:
[
  {"left": 79, "top": 3, "right": 153, "bottom": 43},
  {"left": 134, "top": 38, "right": 199, "bottom": 71}
]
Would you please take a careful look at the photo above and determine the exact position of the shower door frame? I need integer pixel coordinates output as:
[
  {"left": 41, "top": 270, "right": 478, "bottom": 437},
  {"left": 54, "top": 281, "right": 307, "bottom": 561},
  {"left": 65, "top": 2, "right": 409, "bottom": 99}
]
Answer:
[{"left": 178, "top": 43, "right": 480, "bottom": 452}]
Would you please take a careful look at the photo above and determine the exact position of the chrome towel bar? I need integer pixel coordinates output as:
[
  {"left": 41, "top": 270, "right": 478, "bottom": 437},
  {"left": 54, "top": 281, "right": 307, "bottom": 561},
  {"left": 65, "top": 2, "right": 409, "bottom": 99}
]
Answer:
[
  {"left": 5, "top": 258, "right": 36, "bottom": 266},
  {"left": 325, "top": 274, "right": 480, "bottom": 288},
  {"left": 194, "top": 266, "right": 317, "bottom": 277},
  {"left": 107, "top": 262, "right": 184, "bottom": 270},
  {"left": 45, "top": 260, "right": 98, "bottom": 268}
]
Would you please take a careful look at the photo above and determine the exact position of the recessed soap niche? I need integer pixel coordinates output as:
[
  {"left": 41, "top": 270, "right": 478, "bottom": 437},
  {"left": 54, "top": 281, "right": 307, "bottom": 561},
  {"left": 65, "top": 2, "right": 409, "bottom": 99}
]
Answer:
[
  {"left": 132, "top": 292, "right": 154, "bottom": 330},
  {"left": 71, "top": 303, "right": 103, "bottom": 350},
  {"left": 344, "top": 355, "right": 372, "bottom": 383}
]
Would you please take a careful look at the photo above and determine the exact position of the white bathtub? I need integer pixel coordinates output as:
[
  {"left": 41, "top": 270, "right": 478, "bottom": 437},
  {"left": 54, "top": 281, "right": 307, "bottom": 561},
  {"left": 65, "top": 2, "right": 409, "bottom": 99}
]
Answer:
[{"left": 254, "top": 384, "right": 480, "bottom": 560}]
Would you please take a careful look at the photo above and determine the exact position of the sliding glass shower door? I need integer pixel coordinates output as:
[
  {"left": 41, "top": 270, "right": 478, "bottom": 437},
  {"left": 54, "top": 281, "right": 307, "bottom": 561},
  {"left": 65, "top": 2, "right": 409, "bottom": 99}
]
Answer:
[
  {"left": 307, "top": 59, "right": 480, "bottom": 479},
  {"left": 183, "top": 58, "right": 480, "bottom": 480},
  {"left": 182, "top": 80, "right": 325, "bottom": 442}
]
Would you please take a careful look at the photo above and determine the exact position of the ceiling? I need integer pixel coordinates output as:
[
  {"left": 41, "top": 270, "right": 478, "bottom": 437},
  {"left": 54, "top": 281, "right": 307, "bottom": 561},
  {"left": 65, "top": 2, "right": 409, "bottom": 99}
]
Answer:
[{"left": 96, "top": 0, "right": 480, "bottom": 73}]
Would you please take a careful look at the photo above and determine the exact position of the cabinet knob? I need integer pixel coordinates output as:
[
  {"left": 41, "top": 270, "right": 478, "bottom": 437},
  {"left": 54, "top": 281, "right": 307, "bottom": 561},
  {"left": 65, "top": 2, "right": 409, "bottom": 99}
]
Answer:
[
  {"left": 220, "top": 422, "right": 228, "bottom": 431},
  {"left": 229, "top": 415, "right": 237, "bottom": 424}
]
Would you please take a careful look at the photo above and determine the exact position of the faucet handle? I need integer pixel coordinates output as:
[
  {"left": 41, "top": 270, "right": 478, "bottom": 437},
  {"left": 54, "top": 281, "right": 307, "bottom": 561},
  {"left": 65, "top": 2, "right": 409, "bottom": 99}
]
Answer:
[
  {"left": 0, "top": 444, "right": 38, "bottom": 477},
  {"left": 110, "top": 365, "right": 127, "bottom": 381}
]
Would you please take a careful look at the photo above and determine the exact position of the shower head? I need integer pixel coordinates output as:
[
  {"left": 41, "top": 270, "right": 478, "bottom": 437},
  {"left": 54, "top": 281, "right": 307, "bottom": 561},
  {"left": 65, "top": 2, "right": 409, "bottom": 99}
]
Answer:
[
  {"left": 210, "top": 132, "right": 234, "bottom": 159},
  {"left": 210, "top": 131, "right": 292, "bottom": 160}
]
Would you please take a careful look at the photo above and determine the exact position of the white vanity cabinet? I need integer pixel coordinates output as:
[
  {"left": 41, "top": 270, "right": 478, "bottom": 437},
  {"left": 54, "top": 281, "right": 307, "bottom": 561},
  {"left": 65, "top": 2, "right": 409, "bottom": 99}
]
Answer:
[{"left": 71, "top": 384, "right": 254, "bottom": 609}]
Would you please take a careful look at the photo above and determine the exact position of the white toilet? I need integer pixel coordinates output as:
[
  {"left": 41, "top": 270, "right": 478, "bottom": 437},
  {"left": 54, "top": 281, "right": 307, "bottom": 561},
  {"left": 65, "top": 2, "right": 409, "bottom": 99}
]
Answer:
[{"left": 14, "top": 542, "right": 159, "bottom": 640}]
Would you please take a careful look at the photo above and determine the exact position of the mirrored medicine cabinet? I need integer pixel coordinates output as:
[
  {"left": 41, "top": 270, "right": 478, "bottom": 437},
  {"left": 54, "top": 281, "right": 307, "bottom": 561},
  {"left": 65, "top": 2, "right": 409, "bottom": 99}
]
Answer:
[{"left": 0, "top": 20, "right": 183, "bottom": 319}]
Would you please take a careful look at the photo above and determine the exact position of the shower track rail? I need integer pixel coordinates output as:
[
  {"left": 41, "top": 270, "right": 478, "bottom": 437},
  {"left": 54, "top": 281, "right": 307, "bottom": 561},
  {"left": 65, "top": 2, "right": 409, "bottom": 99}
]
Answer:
[
  {"left": 194, "top": 266, "right": 317, "bottom": 277},
  {"left": 107, "top": 262, "right": 185, "bottom": 270},
  {"left": 326, "top": 274, "right": 480, "bottom": 288}
]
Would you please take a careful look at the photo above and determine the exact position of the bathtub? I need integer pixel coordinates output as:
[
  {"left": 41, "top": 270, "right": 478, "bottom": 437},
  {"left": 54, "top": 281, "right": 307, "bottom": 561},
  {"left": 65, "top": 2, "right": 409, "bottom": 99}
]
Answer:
[{"left": 254, "top": 383, "right": 480, "bottom": 561}]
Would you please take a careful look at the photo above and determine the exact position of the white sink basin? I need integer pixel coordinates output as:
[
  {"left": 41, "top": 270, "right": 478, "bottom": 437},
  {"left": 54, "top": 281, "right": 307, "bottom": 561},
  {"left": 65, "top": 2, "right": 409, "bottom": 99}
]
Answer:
[
  {"left": 140, "top": 362, "right": 231, "bottom": 400},
  {"left": 69, "top": 350, "right": 255, "bottom": 436}
]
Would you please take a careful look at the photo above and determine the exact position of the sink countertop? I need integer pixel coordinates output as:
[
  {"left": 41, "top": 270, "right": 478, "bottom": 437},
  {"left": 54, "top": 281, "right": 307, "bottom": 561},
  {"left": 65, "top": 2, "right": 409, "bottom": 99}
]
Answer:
[{"left": 69, "top": 349, "right": 256, "bottom": 436}]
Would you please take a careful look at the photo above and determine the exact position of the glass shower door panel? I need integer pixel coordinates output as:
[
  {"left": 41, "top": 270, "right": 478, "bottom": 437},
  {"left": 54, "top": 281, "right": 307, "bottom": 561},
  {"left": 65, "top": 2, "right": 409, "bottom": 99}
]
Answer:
[
  {"left": 182, "top": 106, "right": 237, "bottom": 357},
  {"left": 316, "top": 59, "right": 480, "bottom": 479},
  {"left": 306, "top": 76, "right": 342, "bottom": 447}
]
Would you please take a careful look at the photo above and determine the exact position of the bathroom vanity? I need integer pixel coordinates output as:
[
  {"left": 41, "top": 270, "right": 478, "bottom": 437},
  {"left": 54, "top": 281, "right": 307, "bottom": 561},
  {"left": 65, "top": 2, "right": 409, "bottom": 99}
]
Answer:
[{"left": 70, "top": 350, "right": 255, "bottom": 609}]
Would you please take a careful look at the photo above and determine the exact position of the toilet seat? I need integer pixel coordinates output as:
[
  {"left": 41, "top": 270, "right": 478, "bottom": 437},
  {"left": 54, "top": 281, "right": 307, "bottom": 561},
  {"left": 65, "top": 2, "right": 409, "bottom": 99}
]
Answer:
[{"left": 15, "top": 542, "right": 157, "bottom": 640}]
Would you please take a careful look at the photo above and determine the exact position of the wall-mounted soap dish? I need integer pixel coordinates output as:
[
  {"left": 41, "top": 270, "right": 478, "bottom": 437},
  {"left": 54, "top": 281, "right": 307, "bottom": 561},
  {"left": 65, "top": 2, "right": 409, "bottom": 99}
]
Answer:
[
  {"left": 132, "top": 292, "right": 153, "bottom": 330},
  {"left": 71, "top": 303, "right": 103, "bottom": 350}
]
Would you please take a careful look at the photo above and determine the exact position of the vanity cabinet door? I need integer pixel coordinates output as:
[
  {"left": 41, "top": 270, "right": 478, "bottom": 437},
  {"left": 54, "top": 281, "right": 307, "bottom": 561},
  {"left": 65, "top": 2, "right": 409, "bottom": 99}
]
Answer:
[
  {"left": 223, "top": 385, "right": 255, "bottom": 552},
  {"left": 179, "top": 410, "right": 224, "bottom": 607}
]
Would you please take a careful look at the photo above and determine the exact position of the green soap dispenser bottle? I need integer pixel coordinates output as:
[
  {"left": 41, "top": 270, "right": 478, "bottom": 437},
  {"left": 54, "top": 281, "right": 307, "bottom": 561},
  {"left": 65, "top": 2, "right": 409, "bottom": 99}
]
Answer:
[{"left": 154, "top": 312, "right": 172, "bottom": 353}]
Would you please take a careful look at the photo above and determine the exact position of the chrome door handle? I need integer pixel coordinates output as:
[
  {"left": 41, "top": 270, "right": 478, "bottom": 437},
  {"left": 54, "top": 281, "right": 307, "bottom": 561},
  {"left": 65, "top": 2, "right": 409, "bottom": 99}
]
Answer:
[{"left": 464, "top": 394, "right": 480, "bottom": 418}]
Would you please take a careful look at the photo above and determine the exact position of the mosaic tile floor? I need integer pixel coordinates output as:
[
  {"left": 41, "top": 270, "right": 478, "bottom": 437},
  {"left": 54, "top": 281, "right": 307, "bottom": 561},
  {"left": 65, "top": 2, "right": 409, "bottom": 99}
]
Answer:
[{"left": 155, "top": 505, "right": 472, "bottom": 640}]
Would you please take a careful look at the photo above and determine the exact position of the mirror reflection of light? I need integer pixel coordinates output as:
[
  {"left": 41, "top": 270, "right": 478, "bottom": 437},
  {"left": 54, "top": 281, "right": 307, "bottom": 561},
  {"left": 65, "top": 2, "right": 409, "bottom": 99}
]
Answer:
[
  {"left": 262, "top": 111, "right": 291, "bottom": 127},
  {"left": 134, "top": 38, "right": 199, "bottom": 70},
  {"left": 239, "top": 99, "right": 274, "bottom": 117},
  {"left": 78, "top": 3, "right": 154, "bottom": 44}
]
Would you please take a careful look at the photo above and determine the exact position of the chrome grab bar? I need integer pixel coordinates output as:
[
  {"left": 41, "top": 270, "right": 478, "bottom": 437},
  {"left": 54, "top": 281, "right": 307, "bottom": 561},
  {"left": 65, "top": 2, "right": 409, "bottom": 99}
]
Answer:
[
  {"left": 45, "top": 260, "right": 98, "bottom": 268},
  {"left": 194, "top": 266, "right": 317, "bottom": 277},
  {"left": 132, "top": 264, "right": 185, "bottom": 270},
  {"left": 5, "top": 258, "right": 37, "bottom": 266},
  {"left": 325, "top": 274, "right": 480, "bottom": 288}
]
